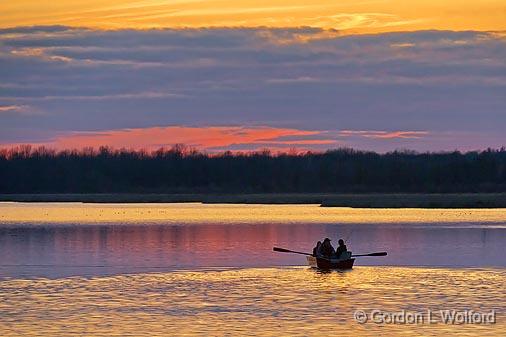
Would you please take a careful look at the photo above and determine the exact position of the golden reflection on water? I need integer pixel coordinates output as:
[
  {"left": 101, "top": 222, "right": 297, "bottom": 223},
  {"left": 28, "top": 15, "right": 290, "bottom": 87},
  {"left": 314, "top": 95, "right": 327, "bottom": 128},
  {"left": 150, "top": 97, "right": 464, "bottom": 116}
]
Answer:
[
  {"left": 0, "top": 267, "right": 504, "bottom": 336},
  {"left": 1, "top": 202, "right": 506, "bottom": 224}
]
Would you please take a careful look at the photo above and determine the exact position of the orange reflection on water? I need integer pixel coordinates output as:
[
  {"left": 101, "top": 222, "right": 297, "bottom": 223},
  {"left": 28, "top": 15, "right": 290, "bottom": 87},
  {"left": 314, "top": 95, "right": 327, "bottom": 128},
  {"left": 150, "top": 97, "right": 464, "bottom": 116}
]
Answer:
[
  {"left": 0, "top": 266, "right": 504, "bottom": 336},
  {"left": 2, "top": 202, "right": 506, "bottom": 225}
]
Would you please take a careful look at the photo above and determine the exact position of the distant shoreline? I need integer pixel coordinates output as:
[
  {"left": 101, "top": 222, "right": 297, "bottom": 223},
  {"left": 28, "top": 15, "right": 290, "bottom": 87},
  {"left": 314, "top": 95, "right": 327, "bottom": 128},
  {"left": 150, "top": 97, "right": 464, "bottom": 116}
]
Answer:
[{"left": 1, "top": 193, "right": 506, "bottom": 208}]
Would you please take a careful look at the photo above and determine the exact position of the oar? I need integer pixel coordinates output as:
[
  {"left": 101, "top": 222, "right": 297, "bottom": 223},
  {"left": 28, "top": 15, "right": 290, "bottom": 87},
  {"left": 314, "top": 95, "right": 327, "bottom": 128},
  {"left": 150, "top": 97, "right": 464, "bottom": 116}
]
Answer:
[
  {"left": 351, "top": 252, "right": 387, "bottom": 257},
  {"left": 273, "top": 247, "right": 387, "bottom": 258},
  {"left": 273, "top": 247, "right": 313, "bottom": 256},
  {"left": 273, "top": 247, "right": 334, "bottom": 261}
]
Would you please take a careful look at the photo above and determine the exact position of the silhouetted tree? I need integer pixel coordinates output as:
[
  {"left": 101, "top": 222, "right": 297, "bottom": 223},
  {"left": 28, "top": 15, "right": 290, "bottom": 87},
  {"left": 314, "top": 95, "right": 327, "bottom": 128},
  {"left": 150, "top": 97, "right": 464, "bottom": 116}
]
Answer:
[{"left": 0, "top": 145, "right": 505, "bottom": 193}]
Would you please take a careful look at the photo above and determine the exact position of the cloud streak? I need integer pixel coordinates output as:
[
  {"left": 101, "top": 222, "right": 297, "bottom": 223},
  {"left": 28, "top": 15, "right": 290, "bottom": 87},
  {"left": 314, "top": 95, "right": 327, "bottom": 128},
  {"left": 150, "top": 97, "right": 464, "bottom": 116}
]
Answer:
[
  {"left": 0, "top": 105, "right": 25, "bottom": 112},
  {"left": 338, "top": 130, "right": 428, "bottom": 139}
]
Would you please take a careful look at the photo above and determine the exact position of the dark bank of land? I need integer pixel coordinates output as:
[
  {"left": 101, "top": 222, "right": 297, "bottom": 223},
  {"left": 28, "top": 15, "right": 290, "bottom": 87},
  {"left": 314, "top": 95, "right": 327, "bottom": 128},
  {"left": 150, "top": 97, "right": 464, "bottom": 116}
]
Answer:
[
  {"left": 2, "top": 193, "right": 506, "bottom": 208},
  {"left": 2, "top": 146, "right": 506, "bottom": 207}
]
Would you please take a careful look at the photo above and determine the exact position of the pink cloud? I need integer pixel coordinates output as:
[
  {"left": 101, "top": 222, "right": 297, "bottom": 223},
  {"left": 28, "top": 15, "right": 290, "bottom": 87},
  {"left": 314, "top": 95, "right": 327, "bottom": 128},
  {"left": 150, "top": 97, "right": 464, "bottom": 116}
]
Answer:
[
  {"left": 0, "top": 105, "right": 27, "bottom": 112},
  {"left": 36, "top": 126, "right": 335, "bottom": 151},
  {"left": 0, "top": 126, "right": 438, "bottom": 153}
]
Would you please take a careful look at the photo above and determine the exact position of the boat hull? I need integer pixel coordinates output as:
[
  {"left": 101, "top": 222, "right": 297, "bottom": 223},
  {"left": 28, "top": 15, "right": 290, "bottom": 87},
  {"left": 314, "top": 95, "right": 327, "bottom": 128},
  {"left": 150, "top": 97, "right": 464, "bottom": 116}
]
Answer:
[{"left": 307, "top": 256, "right": 355, "bottom": 270}]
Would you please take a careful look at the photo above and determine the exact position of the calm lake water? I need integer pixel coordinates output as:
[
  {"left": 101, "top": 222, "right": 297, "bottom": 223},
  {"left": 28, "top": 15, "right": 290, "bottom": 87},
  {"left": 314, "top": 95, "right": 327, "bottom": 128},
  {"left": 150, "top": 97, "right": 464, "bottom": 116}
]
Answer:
[{"left": 1, "top": 203, "right": 505, "bottom": 336}]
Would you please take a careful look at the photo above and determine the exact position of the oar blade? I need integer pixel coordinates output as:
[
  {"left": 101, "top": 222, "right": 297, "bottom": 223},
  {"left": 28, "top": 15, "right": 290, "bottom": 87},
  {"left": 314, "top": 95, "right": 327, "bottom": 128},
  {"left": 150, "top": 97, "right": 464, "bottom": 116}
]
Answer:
[
  {"left": 273, "top": 247, "right": 291, "bottom": 253},
  {"left": 352, "top": 251, "right": 388, "bottom": 257},
  {"left": 368, "top": 252, "right": 387, "bottom": 256},
  {"left": 273, "top": 247, "right": 312, "bottom": 256}
]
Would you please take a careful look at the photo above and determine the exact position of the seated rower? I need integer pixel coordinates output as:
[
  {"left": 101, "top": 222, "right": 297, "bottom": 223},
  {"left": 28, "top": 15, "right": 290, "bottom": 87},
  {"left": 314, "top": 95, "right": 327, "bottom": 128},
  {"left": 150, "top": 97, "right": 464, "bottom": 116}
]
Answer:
[
  {"left": 334, "top": 239, "right": 348, "bottom": 259},
  {"left": 312, "top": 241, "right": 322, "bottom": 257},
  {"left": 320, "top": 238, "right": 335, "bottom": 258}
]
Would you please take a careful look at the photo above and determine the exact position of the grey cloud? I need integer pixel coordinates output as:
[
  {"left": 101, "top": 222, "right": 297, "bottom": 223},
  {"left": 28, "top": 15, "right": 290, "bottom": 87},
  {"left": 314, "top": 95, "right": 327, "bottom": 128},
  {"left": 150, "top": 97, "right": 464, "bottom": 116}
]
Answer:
[
  {"left": 0, "top": 25, "right": 71, "bottom": 35},
  {"left": 0, "top": 27, "right": 505, "bottom": 150}
]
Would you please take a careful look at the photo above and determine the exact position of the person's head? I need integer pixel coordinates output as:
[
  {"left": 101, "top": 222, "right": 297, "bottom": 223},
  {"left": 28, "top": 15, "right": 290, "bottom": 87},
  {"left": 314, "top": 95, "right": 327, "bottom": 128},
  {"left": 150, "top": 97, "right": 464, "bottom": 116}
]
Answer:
[
  {"left": 323, "top": 238, "right": 331, "bottom": 245},
  {"left": 338, "top": 239, "right": 345, "bottom": 246},
  {"left": 316, "top": 241, "right": 322, "bottom": 246}
]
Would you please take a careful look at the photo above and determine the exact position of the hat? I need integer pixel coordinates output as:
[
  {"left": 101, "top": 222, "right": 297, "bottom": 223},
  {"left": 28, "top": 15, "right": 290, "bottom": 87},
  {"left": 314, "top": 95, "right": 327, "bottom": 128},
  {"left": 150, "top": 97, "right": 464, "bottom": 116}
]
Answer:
[{"left": 323, "top": 237, "right": 331, "bottom": 242}]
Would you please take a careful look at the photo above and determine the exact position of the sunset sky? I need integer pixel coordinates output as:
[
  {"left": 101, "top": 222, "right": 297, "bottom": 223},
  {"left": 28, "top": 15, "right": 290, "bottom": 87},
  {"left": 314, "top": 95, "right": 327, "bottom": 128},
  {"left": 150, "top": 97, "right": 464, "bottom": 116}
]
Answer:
[{"left": 1, "top": 1, "right": 505, "bottom": 152}]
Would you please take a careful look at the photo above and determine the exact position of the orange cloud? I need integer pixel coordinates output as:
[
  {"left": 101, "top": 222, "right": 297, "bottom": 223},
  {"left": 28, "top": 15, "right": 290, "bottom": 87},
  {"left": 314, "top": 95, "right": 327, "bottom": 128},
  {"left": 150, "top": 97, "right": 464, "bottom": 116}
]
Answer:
[
  {"left": 41, "top": 126, "right": 334, "bottom": 151},
  {"left": 1, "top": 127, "right": 434, "bottom": 152},
  {"left": 2, "top": 1, "right": 505, "bottom": 34}
]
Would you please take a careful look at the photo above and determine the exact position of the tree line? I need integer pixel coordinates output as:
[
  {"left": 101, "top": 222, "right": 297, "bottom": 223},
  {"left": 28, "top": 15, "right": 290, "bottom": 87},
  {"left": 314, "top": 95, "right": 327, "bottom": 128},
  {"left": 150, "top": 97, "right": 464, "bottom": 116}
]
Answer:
[{"left": 1, "top": 145, "right": 506, "bottom": 193}]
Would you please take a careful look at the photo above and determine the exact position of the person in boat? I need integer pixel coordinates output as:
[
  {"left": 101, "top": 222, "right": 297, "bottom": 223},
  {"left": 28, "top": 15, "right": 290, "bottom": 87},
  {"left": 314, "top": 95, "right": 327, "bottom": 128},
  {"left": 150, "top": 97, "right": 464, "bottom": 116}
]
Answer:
[
  {"left": 334, "top": 239, "right": 348, "bottom": 259},
  {"left": 312, "top": 241, "right": 322, "bottom": 257},
  {"left": 320, "top": 238, "right": 335, "bottom": 258}
]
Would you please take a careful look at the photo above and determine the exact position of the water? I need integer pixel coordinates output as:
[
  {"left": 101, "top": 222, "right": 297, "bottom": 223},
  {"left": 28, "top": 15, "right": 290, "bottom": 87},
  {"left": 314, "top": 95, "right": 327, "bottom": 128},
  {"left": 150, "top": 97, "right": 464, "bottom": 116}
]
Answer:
[{"left": 1, "top": 203, "right": 505, "bottom": 336}]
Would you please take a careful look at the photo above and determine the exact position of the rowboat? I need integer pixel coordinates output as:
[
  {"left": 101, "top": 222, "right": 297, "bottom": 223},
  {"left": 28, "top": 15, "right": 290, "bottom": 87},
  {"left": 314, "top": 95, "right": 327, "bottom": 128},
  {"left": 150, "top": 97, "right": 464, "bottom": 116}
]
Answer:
[
  {"left": 307, "top": 252, "right": 355, "bottom": 270},
  {"left": 273, "top": 247, "right": 386, "bottom": 270}
]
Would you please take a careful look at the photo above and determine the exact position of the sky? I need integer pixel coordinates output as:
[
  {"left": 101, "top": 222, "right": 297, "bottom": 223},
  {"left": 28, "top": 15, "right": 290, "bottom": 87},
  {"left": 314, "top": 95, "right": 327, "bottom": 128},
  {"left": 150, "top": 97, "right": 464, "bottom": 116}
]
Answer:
[{"left": 0, "top": 1, "right": 505, "bottom": 152}]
